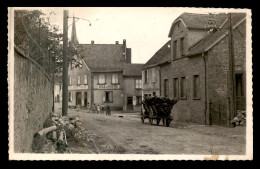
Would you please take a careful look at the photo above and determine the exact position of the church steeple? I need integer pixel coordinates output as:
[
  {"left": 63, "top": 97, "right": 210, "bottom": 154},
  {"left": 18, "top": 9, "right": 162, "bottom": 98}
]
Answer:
[{"left": 70, "top": 14, "right": 79, "bottom": 44}]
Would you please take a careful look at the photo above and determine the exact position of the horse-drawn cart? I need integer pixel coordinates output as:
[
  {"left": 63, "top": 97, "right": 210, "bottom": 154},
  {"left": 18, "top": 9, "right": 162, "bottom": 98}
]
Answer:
[{"left": 141, "top": 97, "right": 177, "bottom": 127}]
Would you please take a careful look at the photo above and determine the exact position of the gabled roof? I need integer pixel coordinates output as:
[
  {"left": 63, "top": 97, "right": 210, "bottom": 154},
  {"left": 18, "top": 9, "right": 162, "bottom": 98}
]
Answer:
[
  {"left": 186, "top": 13, "right": 246, "bottom": 56},
  {"left": 123, "top": 64, "right": 144, "bottom": 76},
  {"left": 76, "top": 44, "right": 127, "bottom": 72},
  {"left": 143, "top": 40, "right": 171, "bottom": 68},
  {"left": 168, "top": 13, "right": 228, "bottom": 37}
]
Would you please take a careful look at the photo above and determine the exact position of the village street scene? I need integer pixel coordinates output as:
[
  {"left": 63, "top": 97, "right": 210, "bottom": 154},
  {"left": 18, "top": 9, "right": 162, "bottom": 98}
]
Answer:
[{"left": 9, "top": 7, "right": 252, "bottom": 159}]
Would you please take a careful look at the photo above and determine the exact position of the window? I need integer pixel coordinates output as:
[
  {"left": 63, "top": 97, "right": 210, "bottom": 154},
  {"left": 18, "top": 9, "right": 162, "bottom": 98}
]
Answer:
[
  {"left": 164, "top": 79, "right": 169, "bottom": 97},
  {"left": 135, "top": 79, "right": 142, "bottom": 89},
  {"left": 193, "top": 75, "right": 200, "bottom": 99},
  {"left": 180, "top": 37, "right": 184, "bottom": 56},
  {"left": 173, "top": 40, "right": 177, "bottom": 59},
  {"left": 105, "top": 91, "right": 113, "bottom": 102},
  {"left": 98, "top": 74, "right": 106, "bottom": 84},
  {"left": 144, "top": 70, "right": 148, "bottom": 83},
  {"left": 236, "top": 74, "right": 243, "bottom": 97},
  {"left": 180, "top": 77, "right": 186, "bottom": 99},
  {"left": 69, "top": 76, "right": 72, "bottom": 86},
  {"left": 153, "top": 92, "right": 156, "bottom": 96},
  {"left": 84, "top": 75, "right": 88, "bottom": 85},
  {"left": 136, "top": 96, "right": 142, "bottom": 105},
  {"left": 112, "top": 74, "right": 119, "bottom": 84},
  {"left": 69, "top": 92, "right": 72, "bottom": 102},
  {"left": 152, "top": 68, "right": 156, "bottom": 82},
  {"left": 77, "top": 75, "right": 81, "bottom": 85},
  {"left": 173, "top": 78, "right": 179, "bottom": 98}
]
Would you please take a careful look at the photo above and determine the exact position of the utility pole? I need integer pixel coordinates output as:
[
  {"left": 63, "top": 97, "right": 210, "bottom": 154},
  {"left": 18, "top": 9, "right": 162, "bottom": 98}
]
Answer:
[
  {"left": 52, "top": 52, "right": 55, "bottom": 113},
  {"left": 62, "top": 10, "right": 69, "bottom": 116},
  {"left": 228, "top": 13, "right": 237, "bottom": 124},
  {"left": 39, "top": 18, "right": 41, "bottom": 59}
]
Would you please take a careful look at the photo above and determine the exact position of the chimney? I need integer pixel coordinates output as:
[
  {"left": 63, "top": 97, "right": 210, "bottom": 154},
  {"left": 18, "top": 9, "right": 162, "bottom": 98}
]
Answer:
[
  {"left": 91, "top": 40, "right": 94, "bottom": 44},
  {"left": 126, "top": 48, "right": 131, "bottom": 63},
  {"left": 115, "top": 41, "right": 119, "bottom": 44},
  {"left": 123, "top": 39, "right": 126, "bottom": 60},
  {"left": 123, "top": 39, "right": 126, "bottom": 47}
]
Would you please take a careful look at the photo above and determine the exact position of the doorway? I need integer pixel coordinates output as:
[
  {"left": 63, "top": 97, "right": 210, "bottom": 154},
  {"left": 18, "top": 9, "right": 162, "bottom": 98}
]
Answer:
[
  {"left": 127, "top": 97, "right": 133, "bottom": 110},
  {"left": 76, "top": 92, "right": 82, "bottom": 106}
]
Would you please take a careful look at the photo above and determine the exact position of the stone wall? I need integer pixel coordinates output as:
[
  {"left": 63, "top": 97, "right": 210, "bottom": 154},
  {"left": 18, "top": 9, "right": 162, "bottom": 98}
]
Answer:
[{"left": 14, "top": 47, "right": 53, "bottom": 152}]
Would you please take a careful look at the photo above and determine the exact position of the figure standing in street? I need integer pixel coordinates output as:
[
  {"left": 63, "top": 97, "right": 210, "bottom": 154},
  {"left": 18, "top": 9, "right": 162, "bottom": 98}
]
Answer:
[
  {"left": 92, "top": 103, "right": 97, "bottom": 114},
  {"left": 87, "top": 102, "right": 90, "bottom": 113},
  {"left": 97, "top": 105, "right": 100, "bottom": 114},
  {"left": 106, "top": 106, "right": 111, "bottom": 116}
]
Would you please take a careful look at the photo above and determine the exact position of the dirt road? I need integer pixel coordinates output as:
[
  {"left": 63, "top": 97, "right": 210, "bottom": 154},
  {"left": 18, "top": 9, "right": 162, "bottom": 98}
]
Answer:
[{"left": 69, "top": 110, "right": 245, "bottom": 155}]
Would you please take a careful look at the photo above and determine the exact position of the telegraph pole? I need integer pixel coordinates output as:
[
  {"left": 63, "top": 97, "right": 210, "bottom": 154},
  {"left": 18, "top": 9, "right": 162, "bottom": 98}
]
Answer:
[
  {"left": 62, "top": 10, "right": 69, "bottom": 116},
  {"left": 228, "top": 13, "right": 237, "bottom": 123}
]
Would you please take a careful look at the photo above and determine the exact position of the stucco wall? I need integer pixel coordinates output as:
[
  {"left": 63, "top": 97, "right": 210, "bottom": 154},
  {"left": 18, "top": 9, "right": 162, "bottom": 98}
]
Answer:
[{"left": 14, "top": 47, "right": 53, "bottom": 152}]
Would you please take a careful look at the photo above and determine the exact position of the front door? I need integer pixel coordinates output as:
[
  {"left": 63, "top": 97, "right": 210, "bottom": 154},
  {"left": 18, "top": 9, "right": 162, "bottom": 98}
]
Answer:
[
  {"left": 76, "top": 92, "right": 81, "bottom": 106},
  {"left": 127, "top": 97, "right": 133, "bottom": 110}
]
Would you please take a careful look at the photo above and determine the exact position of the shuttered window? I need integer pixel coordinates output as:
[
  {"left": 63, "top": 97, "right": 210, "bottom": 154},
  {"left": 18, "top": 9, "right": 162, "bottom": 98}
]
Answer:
[
  {"left": 112, "top": 74, "right": 119, "bottom": 84},
  {"left": 152, "top": 68, "right": 156, "bottom": 82},
  {"left": 99, "top": 74, "right": 105, "bottom": 84},
  {"left": 135, "top": 79, "right": 142, "bottom": 89},
  {"left": 84, "top": 75, "right": 88, "bottom": 85},
  {"left": 164, "top": 79, "right": 169, "bottom": 97},
  {"left": 193, "top": 75, "right": 200, "bottom": 99},
  {"left": 173, "top": 78, "right": 178, "bottom": 98},
  {"left": 77, "top": 75, "right": 80, "bottom": 85},
  {"left": 180, "top": 37, "right": 184, "bottom": 57},
  {"left": 180, "top": 77, "right": 186, "bottom": 99},
  {"left": 144, "top": 70, "right": 148, "bottom": 83},
  {"left": 173, "top": 40, "right": 177, "bottom": 59}
]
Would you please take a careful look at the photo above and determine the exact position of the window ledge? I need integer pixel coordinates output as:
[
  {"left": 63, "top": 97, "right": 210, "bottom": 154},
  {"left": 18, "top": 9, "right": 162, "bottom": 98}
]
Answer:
[{"left": 193, "top": 98, "right": 201, "bottom": 100}]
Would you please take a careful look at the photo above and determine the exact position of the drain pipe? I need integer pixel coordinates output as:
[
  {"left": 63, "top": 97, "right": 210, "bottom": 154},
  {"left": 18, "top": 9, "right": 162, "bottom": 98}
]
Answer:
[{"left": 202, "top": 52, "right": 207, "bottom": 125}]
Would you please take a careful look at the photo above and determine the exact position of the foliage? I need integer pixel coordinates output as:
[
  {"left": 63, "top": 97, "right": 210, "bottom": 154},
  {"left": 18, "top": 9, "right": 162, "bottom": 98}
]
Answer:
[{"left": 14, "top": 9, "right": 63, "bottom": 75}]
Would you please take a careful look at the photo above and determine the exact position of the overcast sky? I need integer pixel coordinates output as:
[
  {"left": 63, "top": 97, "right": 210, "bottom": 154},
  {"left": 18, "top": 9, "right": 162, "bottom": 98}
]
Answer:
[{"left": 14, "top": 7, "right": 236, "bottom": 63}]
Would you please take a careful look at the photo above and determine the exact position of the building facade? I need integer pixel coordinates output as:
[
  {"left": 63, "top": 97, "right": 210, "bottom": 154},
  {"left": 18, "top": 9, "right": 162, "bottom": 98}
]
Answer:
[
  {"left": 142, "top": 40, "right": 171, "bottom": 98},
  {"left": 67, "top": 17, "right": 143, "bottom": 111},
  {"left": 123, "top": 64, "right": 143, "bottom": 112},
  {"left": 143, "top": 13, "right": 247, "bottom": 127},
  {"left": 162, "top": 12, "right": 246, "bottom": 126}
]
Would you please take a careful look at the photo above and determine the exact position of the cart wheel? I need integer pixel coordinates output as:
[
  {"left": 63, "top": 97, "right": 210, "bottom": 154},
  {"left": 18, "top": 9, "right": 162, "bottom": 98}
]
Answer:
[
  {"left": 166, "top": 119, "right": 170, "bottom": 127},
  {"left": 162, "top": 119, "right": 166, "bottom": 126},
  {"left": 141, "top": 117, "right": 144, "bottom": 124},
  {"left": 149, "top": 118, "right": 153, "bottom": 125},
  {"left": 156, "top": 119, "right": 160, "bottom": 125}
]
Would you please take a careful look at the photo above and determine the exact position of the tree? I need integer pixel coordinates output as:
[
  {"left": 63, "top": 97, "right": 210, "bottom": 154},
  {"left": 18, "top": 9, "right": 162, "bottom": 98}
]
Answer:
[{"left": 14, "top": 9, "right": 63, "bottom": 75}]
